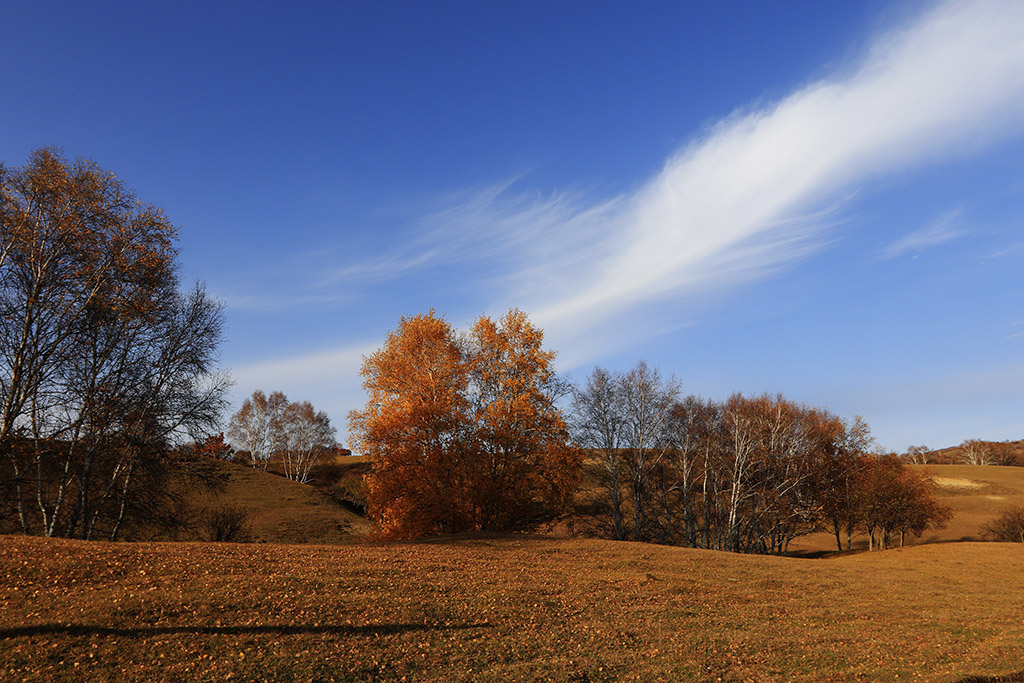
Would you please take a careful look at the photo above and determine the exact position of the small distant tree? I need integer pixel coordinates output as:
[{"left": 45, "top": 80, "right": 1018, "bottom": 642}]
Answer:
[
  {"left": 982, "top": 505, "right": 1024, "bottom": 543},
  {"left": 281, "top": 401, "right": 336, "bottom": 484},
  {"left": 199, "top": 504, "right": 254, "bottom": 542},
  {"left": 227, "top": 390, "right": 287, "bottom": 471},
  {"left": 904, "top": 445, "right": 931, "bottom": 465},
  {"left": 197, "top": 433, "right": 234, "bottom": 460},
  {"left": 959, "top": 439, "right": 993, "bottom": 466}
]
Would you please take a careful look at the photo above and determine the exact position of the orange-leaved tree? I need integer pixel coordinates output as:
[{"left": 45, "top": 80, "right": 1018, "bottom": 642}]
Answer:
[
  {"left": 349, "top": 309, "right": 580, "bottom": 539},
  {"left": 465, "top": 309, "right": 580, "bottom": 531}
]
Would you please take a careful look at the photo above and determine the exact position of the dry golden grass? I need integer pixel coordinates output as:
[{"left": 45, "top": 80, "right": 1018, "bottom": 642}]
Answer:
[
  {"left": 918, "top": 465, "right": 1024, "bottom": 542},
  {"left": 2, "top": 534, "right": 1022, "bottom": 682},
  {"left": 188, "top": 459, "right": 370, "bottom": 544}
]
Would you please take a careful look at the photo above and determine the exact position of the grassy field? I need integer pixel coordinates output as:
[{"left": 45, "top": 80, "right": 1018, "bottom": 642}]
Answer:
[
  {"left": 2, "top": 534, "right": 1023, "bottom": 682},
  {"left": 921, "top": 465, "right": 1024, "bottom": 542}
]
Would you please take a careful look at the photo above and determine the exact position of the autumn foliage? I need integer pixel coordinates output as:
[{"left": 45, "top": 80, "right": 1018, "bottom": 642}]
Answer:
[
  {"left": 856, "top": 455, "right": 952, "bottom": 550},
  {"left": 349, "top": 309, "right": 580, "bottom": 539}
]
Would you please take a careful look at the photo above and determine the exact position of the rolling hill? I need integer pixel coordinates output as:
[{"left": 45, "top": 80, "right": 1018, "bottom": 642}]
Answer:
[
  {"left": 181, "top": 457, "right": 370, "bottom": 544},
  {"left": 201, "top": 459, "right": 1024, "bottom": 551}
]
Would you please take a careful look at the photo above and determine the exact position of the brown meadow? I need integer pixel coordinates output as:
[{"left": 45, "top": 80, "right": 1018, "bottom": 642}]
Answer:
[{"left": 2, "top": 533, "right": 1023, "bottom": 682}]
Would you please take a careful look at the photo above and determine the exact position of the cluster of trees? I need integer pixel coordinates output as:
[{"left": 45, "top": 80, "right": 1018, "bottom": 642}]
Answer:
[
  {"left": 854, "top": 455, "right": 952, "bottom": 550},
  {"left": 902, "top": 439, "right": 1020, "bottom": 466},
  {"left": 226, "top": 390, "right": 336, "bottom": 484},
  {"left": 0, "top": 149, "right": 229, "bottom": 540},
  {"left": 572, "top": 363, "right": 951, "bottom": 554},
  {"left": 956, "top": 439, "right": 1018, "bottom": 466},
  {"left": 348, "top": 310, "right": 580, "bottom": 539},
  {"left": 348, "top": 315, "right": 951, "bottom": 554}
]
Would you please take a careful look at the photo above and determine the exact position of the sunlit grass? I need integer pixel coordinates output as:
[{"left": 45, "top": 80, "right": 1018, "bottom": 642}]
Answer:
[{"left": 2, "top": 535, "right": 1022, "bottom": 681}]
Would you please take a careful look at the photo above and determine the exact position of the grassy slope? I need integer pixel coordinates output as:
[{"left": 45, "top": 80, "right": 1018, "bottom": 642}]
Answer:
[
  {"left": 203, "top": 458, "right": 1024, "bottom": 549},
  {"left": 919, "top": 465, "right": 1024, "bottom": 542},
  {"left": 2, "top": 535, "right": 1023, "bottom": 682},
  {"left": 788, "top": 464, "right": 1024, "bottom": 554},
  {"left": 189, "top": 459, "right": 370, "bottom": 544}
]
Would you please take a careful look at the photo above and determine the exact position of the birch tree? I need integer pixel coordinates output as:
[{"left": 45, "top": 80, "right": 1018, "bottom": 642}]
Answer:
[
  {"left": 619, "top": 362, "right": 679, "bottom": 542},
  {"left": 0, "top": 149, "right": 229, "bottom": 539},
  {"left": 227, "top": 390, "right": 287, "bottom": 471},
  {"left": 959, "top": 439, "right": 993, "bottom": 466},
  {"left": 281, "top": 400, "right": 335, "bottom": 484},
  {"left": 571, "top": 367, "right": 627, "bottom": 540}
]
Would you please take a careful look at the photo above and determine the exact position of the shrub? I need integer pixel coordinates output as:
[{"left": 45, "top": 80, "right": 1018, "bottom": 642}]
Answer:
[
  {"left": 200, "top": 504, "right": 254, "bottom": 542},
  {"left": 983, "top": 505, "right": 1024, "bottom": 543}
]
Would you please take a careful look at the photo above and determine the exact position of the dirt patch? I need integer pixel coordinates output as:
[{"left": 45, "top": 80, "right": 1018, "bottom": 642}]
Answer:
[{"left": 934, "top": 476, "right": 984, "bottom": 489}]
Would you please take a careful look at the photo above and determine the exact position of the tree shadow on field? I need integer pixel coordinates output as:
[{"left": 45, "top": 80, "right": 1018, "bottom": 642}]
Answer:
[
  {"left": 956, "top": 672, "right": 1024, "bottom": 682},
  {"left": 0, "top": 622, "right": 489, "bottom": 639}
]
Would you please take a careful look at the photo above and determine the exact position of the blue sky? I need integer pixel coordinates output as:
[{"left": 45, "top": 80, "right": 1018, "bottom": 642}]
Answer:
[{"left": 3, "top": 0, "right": 1022, "bottom": 452}]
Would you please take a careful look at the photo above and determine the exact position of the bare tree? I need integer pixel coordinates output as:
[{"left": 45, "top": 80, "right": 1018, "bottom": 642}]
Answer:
[
  {"left": 618, "top": 362, "right": 680, "bottom": 542},
  {"left": 227, "top": 390, "right": 287, "bottom": 471},
  {"left": 571, "top": 367, "right": 627, "bottom": 540},
  {"left": 959, "top": 439, "right": 993, "bottom": 466},
  {"left": 0, "top": 149, "right": 229, "bottom": 540},
  {"left": 904, "top": 445, "right": 931, "bottom": 464},
  {"left": 281, "top": 401, "right": 335, "bottom": 483}
]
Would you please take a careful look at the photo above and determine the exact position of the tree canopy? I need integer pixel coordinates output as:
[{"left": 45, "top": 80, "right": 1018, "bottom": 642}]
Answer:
[
  {"left": 349, "top": 309, "right": 580, "bottom": 539},
  {"left": 0, "top": 148, "right": 229, "bottom": 540}
]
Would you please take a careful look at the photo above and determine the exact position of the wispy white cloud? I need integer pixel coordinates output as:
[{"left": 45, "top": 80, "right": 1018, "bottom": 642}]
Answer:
[
  {"left": 878, "top": 209, "right": 969, "bottom": 260},
  {"left": 516, "top": 0, "right": 1024, "bottom": 352},
  {"left": 232, "top": 343, "right": 377, "bottom": 389},
  {"left": 989, "top": 240, "right": 1024, "bottom": 258},
  {"left": 319, "top": 180, "right": 624, "bottom": 294},
  {"left": 213, "top": 290, "right": 353, "bottom": 313},
  {"left": 313, "top": 0, "right": 1024, "bottom": 362}
]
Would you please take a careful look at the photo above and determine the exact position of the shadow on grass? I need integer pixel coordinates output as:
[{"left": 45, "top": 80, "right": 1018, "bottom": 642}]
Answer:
[
  {"left": 0, "top": 622, "right": 489, "bottom": 639},
  {"left": 956, "top": 672, "right": 1024, "bottom": 683}
]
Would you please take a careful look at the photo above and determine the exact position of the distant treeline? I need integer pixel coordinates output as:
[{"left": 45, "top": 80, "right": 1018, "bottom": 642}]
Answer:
[
  {"left": 570, "top": 364, "right": 950, "bottom": 554},
  {"left": 347, "top": 312, "right": 952, "bottom": 554}
]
